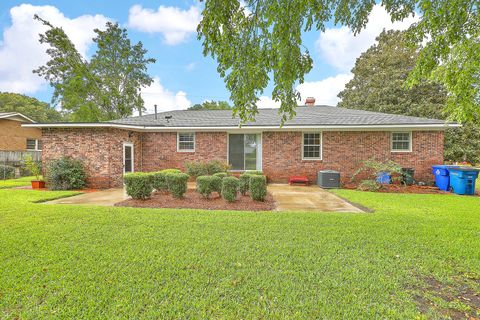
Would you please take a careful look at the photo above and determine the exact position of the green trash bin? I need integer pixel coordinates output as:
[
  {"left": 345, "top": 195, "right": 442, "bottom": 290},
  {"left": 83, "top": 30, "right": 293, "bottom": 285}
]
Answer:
[{"left": 401, "top": 168, "right": 415, "bottom": 186}]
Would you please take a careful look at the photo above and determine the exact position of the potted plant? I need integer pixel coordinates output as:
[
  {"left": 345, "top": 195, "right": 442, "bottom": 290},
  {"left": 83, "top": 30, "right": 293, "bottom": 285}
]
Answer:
[{"left": 24, "top": 156, "right": 45, "bottom": 189}]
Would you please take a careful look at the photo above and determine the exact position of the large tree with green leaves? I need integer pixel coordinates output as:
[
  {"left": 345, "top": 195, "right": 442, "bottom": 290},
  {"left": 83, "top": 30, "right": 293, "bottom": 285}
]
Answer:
[
  {"left": 198, "top": 0, "right": 479, "bottom": 124},
  {"left": 188, "top": 100, "right": 232, "bottom": 110},
  {"left": 338, "top": 30, "right": 480, "bottom": 164},
  {"left": 0, "top": 92, "right": 63, "bottom": 122},
  {"left": 34, "top": 16, "right": 155, "bottom": 122}
]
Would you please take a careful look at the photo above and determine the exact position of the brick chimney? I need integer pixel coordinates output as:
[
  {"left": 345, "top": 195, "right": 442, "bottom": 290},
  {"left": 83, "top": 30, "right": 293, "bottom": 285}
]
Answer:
[{"left": 305, "top": 97, "right": 315, "bottom": 106}]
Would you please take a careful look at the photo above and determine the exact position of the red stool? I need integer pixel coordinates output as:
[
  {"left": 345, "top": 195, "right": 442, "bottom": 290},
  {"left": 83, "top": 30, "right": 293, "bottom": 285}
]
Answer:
[{"left": 289, "top": 176, "right": 309, "bottom": 186}]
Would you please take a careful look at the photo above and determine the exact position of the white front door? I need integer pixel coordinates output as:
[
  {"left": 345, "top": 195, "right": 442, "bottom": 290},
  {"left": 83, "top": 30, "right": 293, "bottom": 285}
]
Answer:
[{"left": 123, "top": 143, "right": 134, "bottom": 174}]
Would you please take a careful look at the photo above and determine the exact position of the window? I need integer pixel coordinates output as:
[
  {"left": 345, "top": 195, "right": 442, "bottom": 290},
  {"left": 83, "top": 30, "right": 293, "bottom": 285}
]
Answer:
[
  {"left": 177, "top": 132, "right": 195, "bottom": 152},
  {"left": 26, "top": 139, "right": 41, "bottom": 151},
  {"left": 302, "top": 132, "right": 322, "bottom": 160},
  {"left": 391, "top": 132, "right": 412, "bottom": 152},
  {"left": 228, "top": 134, "right": 262, "bottom": 171}
]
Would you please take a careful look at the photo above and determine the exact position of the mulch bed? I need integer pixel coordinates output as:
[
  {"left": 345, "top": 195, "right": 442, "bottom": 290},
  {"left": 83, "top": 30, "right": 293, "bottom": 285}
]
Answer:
[
  {"left": 115, "top": 189, "right": 277, "bottom": 211},
  {"left": 344, "top": 183, "right": 479, "bottom": 195}
]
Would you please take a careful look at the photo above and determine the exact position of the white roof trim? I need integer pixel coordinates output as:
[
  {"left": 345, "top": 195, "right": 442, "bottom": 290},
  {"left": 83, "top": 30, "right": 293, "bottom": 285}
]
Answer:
[
  {"left": 0, "top": 112, "right": 36, "bottom": 123},
  {"left": 23, "top": 122, "right": 461, "bottom": 131}
]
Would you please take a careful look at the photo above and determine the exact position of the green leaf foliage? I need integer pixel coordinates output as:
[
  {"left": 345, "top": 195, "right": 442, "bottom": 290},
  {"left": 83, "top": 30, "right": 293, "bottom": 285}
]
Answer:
[
  {"left": 33, "top": 16, "right": 155, "bottom": 122},
  {"left": 124, "top": 173, "right": 154, "bottom": 200},
  {"left": 239, "top": 173, "right": 252, "bottom": 196},
  {"left": 152, "top": 169, "right": 182, "bottom": 191},
  {"left": 196, "top": 175, "right": 217, "bottom": 198},
  {"left": 221, "top": 176, "right": 239, "bottom": 202},
  {"left": 199, "top": 1, "right": 479, "bottom": 124},
  {"left": 185, "top": 160, "right": 229, "bottom": 178},
  {"left": 46, "top": 157, "right": 86, "bottom": 190},
  {"left": 188, "top": 101, "right": 232, "bottom": 110},
  {"left": 0, "top": 165, "right": 15, "bottom": 180},
  {"left": 0, "top": 92, "right": 63, "bottom": 122},
  {"left": 339, "top": 30, "right": 480, "bottom": 164},
  {"left": 166, "top": 172, "right": 189, "bottom": 199},
  {"left": 249, "top": 175, "right": 267, "bottom": 201}
]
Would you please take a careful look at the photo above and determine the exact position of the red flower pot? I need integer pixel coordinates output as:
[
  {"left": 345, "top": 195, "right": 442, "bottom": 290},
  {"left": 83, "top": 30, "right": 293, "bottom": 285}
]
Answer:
[{"left": 31, "top": 180, "right": 46, "bottom": 189}]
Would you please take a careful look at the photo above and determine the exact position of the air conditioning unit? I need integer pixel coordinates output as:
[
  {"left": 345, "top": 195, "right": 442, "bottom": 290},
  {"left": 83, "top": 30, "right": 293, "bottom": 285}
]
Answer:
[{"left": 317, "top": 170, "right": 340, "bottom": 188}]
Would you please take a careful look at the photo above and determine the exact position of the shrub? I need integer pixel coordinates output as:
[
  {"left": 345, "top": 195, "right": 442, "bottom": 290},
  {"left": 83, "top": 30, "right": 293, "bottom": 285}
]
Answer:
[
  {"left": 239, "top": 173, "right": 252, "bottom": 195},
  {"left": 24, "top": 155, "right": 42, "bottom": 181},
  {"left": 152, "top": 169, "right": 182, "bottom": 191},
  {"left": 358, "top": 179, "right": 381, "bottom": 192},
  {"left": 46, "top": 157, "right": 86, "bottom": 190},
  {"left": 185, "top": 160, "right": 229, "bottom": 177},
  {"left": 166, "top": 172, "right": 189, "bottom": 198},
  {"left": 250, "top": 175, "right": 267, "bottom": 201},
  {"left": 0, "top": 165, "right": 15, "bottom": 180},
  {"left": 351, "top": 158, "right": 403, "bottom": 184},
  {"left": 124, "top": 172, "right": 154, "bottom": 199},
  {"left": 210, "top": 175, "right": 223, "bottom": 194},
  {"left": 196, "top": 175, "right": 215, "bottom": 198},
  {"left": 221, "top": 176, "right": 239, "bottom": 202},
  {"left": 247, "top": 170, "right": 263, "bottom": 176},
  {"left": 212, "top": 172, "right": 228, "bottom": 179}
]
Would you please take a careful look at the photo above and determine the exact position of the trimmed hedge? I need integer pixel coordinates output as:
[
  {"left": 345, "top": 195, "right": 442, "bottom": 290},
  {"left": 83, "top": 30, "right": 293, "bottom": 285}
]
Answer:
[
  {"left": 221, "top": 176, "right": 239, "bottom": 202},
  {"left": 196, "top": 175, "right": 215, "bottom": 198},
  {"left": 247, "top": 170, "right": 263, "bottom": 176},
  {"left": 0, "top": 165, "right": 15, "bottom": 180},
  {"left": 166, "top": 172, "right": 189, "bottom": 198},
  {"left": 46, "top": 157, "right": 86, "bottom": 190},
  {"left": 239, "top": 173, "right": 252, "bottom": 195},
  {"left": 124, "top": 172, "right": 154, "bottom": 199},
  {"left": 152, "top": 169, "right": 182, "bottom": 191},
  {"left": 250, "top": 175, "right": 267, "bottom": 201},
  {"left": 212, "top": 172, "right": 228, "bottom": 179}
]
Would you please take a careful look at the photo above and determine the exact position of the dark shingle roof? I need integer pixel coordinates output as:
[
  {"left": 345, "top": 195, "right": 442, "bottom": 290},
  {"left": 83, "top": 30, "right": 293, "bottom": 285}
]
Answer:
[{"left": 108, "top": 105, "right": 447, "bottom": 127}]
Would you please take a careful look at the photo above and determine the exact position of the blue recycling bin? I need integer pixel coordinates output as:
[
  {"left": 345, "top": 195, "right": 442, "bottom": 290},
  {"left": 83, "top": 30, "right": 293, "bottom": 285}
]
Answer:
[
  {"left": 376, "top": 171, "right": 391, "bottom": 184},
  {"left": 431, "top": 165, "right": 458, "bottom": 191},
  {"left": 448, "top": 167, "right": 479, "bottom": 195}
]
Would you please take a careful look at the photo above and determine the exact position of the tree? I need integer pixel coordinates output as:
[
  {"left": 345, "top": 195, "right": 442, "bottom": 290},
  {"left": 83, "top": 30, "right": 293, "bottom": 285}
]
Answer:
[
  {"left": 0, "top": 92, "right": 63, "bottom": 122},
  {"left": 34, "top": 16, "right": 155, "bottom": 122},
  {"left": 339, "top": 30, "right": 480, "bottom": 164},
  {"left": 198, "top": 0, "right": 479, "bottom": 124},
  {"left": 188, "top": 101, "right": 232, "bottom": 110}
]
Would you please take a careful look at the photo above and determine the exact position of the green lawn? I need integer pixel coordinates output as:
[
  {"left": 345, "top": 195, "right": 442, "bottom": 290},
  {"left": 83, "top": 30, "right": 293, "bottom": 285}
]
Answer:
[
  {"left": 1, "top": 189, "right": 479, "bottom": 319},
  {"left": 0, "top": 176, "right": 40, "bottom": 189}
]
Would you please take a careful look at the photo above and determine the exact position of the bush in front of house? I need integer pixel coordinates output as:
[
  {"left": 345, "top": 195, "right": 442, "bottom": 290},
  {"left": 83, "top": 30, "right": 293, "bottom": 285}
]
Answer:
[
  {"left": 210, "top": 175, "right": 223, "bottom": 194},
  {"left": 166, "top": 172, "right": 189, "bottom": 198},
  {"left": 152, "top": 169, "right": 182, "bottom": 191},
  {"left": 221, "top": 176, "right": 239, "bottom": 202},
  {"left": 239, "top": 173, "right": 252, "bottom": 195},
  {"left": 185, "top": 160, "right": 229, "bottom": 177},
  {"left": 0, "top": 164, "right": 15, "bottom": 180},
  {"left": 250, "top": 175, "right": 267, "bottom": 201},
  {"left": 46, "top": 157, "right": 87, "bottom": 190},
  {"left": 124, "top": 172, "right": 154, "bottom": 199},
  {"left": 212, "top": 172, "right": 228, "bottom": 179},
  {"left": 196, "top": 175, "right": 215, "bottom": 198}
]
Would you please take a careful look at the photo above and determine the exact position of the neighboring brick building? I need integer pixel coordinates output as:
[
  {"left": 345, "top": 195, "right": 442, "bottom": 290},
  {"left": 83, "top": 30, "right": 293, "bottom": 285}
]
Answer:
[
  {"left": 0, "top": 112, "right": 42, "bottom": 151},
  {"left": 26, "top": 106, "right": 456, "bottom": 189}
]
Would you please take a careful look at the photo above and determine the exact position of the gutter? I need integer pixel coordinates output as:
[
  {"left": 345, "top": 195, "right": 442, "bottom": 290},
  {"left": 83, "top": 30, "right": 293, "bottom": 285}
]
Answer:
[{"left": 22, "top": 122, "right": 461, "bottom": 131}]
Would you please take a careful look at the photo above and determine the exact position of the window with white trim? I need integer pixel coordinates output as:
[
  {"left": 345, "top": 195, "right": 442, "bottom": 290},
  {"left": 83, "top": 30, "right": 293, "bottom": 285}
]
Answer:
[
  {"left": 177, "top": 132, "right": 195, "bottom": 152},
  {"left": 391, "top": 132, "right": 412, "bottom": 152},
  {"left": 26, "top": 139, "right": 41, "bottom": 151},
  {"left": 302, "top": 132, "right": 322, "bottom": 159}
]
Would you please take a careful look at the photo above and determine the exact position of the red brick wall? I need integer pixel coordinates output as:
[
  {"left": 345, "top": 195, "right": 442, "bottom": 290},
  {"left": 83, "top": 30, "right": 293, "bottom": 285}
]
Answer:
[
  {"left": 41, "top": 128, "right": 142, "bottom": 188},
  {"left": 142, "top": 132, "right": 227, "bottom": 172},
  {"left": 41, "top": 128, "right": 443, "bottom": 188},
  {"left": 262, "top": 131, "right": 444, "bottom": 183}
]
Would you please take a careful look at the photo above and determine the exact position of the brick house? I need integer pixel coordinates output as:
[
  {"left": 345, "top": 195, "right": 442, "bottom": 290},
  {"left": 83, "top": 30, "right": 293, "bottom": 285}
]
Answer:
[
  {"left": 23, "top": 105, "right": 459, "bottom": 189},
  {"left": 0, "top": 112, "right": 42, "bottom": 151}
]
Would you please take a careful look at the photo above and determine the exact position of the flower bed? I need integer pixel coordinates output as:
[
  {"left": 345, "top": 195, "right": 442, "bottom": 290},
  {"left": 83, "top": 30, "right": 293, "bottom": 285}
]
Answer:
[
  {"left": 344, "top": 183, "right": 479, "bottom": 195},
  {"left": 115, "top": 189, "right": 276, "bottom": 211}
]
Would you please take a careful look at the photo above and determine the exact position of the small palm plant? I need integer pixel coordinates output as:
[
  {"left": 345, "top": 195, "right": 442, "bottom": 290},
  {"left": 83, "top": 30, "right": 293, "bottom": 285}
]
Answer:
[{"left": 24, "top": 155, "right": 44, "bottom": 189}]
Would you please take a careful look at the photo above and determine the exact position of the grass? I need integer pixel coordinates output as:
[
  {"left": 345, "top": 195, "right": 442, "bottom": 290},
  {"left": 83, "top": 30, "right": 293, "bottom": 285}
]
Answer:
[
  {"left": 0, "top": 176, "right": 41, "bottom": 189},
  {"left": 0, "top": 189, "right": 479, "bottom": 319}
]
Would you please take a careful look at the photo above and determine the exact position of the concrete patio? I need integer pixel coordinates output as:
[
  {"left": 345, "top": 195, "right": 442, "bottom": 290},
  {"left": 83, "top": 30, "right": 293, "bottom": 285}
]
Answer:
[{"left": 44, "top": 183, "right": 364, "bottom": 212}]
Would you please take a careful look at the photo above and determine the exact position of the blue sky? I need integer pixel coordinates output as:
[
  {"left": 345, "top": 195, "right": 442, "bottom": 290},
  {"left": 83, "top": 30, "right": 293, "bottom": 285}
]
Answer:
[{"left": 0, "top": 1, "right": 418, "bottom": 113}]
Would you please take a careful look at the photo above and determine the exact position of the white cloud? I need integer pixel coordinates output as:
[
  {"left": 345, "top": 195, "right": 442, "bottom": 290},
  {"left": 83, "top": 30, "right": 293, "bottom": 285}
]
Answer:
[
  {"left": 0, "top": 4, "right": 108, "bottom": 94},
  {"left": 128, "top": 4, "right": 200, "bottom": 45},
  {"left": 316, "top": 4, "right": 419, "bottom": 72},
  {"left": 140, "top": 77, "right": 191, "bottom": 114},
  {"left": 185, "top": 62, "right": 196, "bottom": 72},
  {"left": 257, "top": 96, "right": 278, "bottom": 109},
  {"left": 296, "top": 74, "right": 353, "bottom": 106}
]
